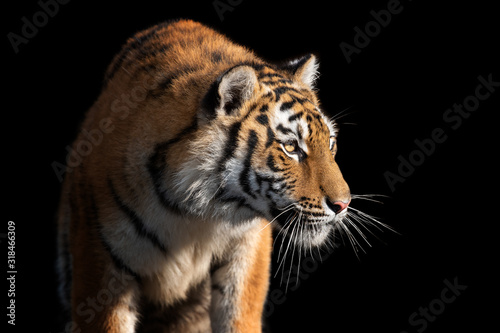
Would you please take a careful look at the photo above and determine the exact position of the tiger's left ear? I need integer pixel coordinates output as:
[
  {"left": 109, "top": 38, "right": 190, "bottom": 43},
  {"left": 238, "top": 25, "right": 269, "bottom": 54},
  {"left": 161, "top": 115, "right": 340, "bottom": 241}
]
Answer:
[
  {"left": 280, "top": 54, "right": 319, "bottom": 89},
  {"left": 200, "top": 65, "right": 258, "bottom": 123}
]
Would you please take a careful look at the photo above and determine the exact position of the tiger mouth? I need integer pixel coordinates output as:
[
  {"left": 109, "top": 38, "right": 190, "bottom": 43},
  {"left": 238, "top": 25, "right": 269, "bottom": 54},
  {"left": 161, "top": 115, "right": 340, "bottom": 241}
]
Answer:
[
  {"left": 272, "top": 207, "right": 335, "bottom": 228},
  {"left": 270, "top": 206, "right": 337, "bottom": 248}
]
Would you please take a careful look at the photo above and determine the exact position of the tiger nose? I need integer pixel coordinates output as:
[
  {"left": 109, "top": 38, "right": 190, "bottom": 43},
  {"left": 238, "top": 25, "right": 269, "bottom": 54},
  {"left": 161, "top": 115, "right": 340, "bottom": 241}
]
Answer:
[{"left": 325, "top": 198, "right": 350, "bottom": 214}]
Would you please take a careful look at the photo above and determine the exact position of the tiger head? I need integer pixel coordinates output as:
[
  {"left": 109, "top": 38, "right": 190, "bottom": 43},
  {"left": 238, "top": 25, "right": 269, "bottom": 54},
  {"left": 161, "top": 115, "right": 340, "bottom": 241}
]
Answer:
[{"left": 178, "top": 55, "right": 350, "bottom": 247}]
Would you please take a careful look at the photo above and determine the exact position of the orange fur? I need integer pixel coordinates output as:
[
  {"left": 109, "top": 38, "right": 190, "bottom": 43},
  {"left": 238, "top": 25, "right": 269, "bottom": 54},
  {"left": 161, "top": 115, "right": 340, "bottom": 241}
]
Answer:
[{"left": 234, "top": 221, "right": 273, "bottom": 333}]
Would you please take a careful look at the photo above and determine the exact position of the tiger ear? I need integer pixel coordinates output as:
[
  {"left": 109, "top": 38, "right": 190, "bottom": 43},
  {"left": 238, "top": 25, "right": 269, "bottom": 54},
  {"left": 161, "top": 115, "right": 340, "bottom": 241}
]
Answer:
[
  {"left": 200, "top": 65, "right": 258, "bottom": 122},
  {"left": 280, "top": 54, "right": 319, "bottom": 89}
]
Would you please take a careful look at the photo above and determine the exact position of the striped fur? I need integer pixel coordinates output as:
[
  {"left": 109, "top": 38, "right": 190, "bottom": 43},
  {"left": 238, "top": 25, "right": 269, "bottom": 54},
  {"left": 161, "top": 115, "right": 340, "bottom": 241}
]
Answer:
[{"left": 57, "top": 19, "right": 350, "bottom": 332}]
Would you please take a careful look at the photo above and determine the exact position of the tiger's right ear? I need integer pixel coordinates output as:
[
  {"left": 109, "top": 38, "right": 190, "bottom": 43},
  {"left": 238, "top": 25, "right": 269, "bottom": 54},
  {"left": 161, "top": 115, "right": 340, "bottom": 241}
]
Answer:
[
  {"left": 280, "top": 54, "right": 319, "bottom": 89},
  {"left": 200, "top": 65, "right": 258, "bottom": 122}
]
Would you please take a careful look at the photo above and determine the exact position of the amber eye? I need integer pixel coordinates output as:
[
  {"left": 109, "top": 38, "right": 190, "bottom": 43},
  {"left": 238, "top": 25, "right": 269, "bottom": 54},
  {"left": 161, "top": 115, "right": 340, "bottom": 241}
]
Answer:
[
  {"left": 283, "top": 142, "right": 297, "bottom": 153},
  {"left": 281, "top": 140, "right": 306, "bottom": 161}
]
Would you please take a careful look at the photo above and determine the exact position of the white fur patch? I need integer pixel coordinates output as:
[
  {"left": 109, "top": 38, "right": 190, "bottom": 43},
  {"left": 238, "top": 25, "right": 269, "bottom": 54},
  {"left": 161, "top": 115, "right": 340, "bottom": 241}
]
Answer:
[{"left": 289, "top": 55, "right": 319, "bottom": 89}]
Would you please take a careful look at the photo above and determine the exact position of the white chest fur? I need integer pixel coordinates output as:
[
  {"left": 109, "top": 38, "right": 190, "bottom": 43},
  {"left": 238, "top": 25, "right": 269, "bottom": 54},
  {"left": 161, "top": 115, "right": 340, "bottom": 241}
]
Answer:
[{"left": 137, "top": 214, "right": 259, "bottom": 305}]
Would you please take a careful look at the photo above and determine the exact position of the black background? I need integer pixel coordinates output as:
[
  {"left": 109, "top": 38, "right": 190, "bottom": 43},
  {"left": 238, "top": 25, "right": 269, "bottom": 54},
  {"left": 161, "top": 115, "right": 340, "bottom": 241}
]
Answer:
[{"left": 4, "top": 0, "right": 498, "bottom": 332}]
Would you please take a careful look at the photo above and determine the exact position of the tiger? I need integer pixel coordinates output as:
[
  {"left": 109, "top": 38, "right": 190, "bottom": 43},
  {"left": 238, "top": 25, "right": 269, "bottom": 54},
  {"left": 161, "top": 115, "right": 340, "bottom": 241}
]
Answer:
[{"left": 56, "top": 19, "right": 351, "bottom": 333}]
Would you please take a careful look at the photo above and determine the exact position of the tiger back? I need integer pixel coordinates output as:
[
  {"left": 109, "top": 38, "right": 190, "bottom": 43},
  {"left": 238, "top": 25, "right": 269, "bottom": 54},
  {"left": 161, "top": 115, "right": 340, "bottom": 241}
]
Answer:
[{"left": 57, "top": 19, "right": 350, "bottom": 333}]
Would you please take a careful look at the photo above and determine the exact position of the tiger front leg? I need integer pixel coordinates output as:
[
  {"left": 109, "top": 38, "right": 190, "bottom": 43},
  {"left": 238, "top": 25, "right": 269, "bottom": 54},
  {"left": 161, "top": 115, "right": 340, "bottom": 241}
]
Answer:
[
  {"left": 70, "top": 237, "right": 141, "bottom": 333},
  {"left": 210, "top": 220, "right": 273, "bottom": 333}
]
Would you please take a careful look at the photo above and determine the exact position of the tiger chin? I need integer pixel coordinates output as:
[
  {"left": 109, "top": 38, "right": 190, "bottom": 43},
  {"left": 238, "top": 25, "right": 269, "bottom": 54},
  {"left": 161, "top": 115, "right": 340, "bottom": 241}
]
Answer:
[{"left": 56, "top": 19, "right": 350, "bottom": 333}]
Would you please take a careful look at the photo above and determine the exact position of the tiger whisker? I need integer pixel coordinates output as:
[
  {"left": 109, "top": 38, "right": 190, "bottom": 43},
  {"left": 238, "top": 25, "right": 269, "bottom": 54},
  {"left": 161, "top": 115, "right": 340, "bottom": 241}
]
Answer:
[
  {"left": 207, "top": 169, "right": 235, "bottom": 203},
  {"left": 276, "top": 213, "right": 299, "bottom": 284},
  {"left": 330, "top": 194, "right": 399, "bottom": 258},
  {"left": 274, "top": 210, "right": 298, "bottom": 272},
  {"left": 344, "top": 215, "right": 371, "bottom": 248},
  {"left": 260, "top": 204, "right": 296, "bottom": 233},
  {"left": 338, "top": 220, "right": 364, "bottom": 260},
  {"left": 287, "top": 208, "right": 304, "bottom": 291},
  {"left": 346, "top": 210, "right": 385, "bottom": 244},
  {"left": 350, "top": 193, "right": 389, "bottom": 205},
  {"left": 285, "top": 212, "right": 302, "bottom": 292},
  {"left": 293, "top": 208, "right": 305, "bottom": 289},
  {"left": 272, "top": 206, "right": 297, "bottom": 247},
  {"left": 329, "top": 106, "right": 354, "bottom": 123},
  {"left": 348, "top": 206, "right": 399, "bottom": 234}
]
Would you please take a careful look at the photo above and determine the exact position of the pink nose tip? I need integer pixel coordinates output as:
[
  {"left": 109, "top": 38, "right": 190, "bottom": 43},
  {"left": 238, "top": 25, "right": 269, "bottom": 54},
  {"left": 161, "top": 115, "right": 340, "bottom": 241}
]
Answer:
[{"left": 326, "top": 199, "right": 350, "bottom": 214}]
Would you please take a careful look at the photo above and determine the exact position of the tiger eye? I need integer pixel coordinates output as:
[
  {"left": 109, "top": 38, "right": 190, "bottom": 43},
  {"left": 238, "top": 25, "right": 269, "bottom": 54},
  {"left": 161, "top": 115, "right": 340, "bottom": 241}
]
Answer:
[{"left": 284, "top": 143, "right": 296, "bottom": 153}]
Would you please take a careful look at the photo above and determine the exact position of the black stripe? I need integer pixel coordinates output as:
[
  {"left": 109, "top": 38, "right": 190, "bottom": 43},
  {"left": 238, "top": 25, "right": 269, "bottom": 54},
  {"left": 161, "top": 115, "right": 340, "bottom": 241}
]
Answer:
[
  {"left": 256, "top": 114, "right": 268, "bottom": 125},
  {"left": 255, "top": 172, "right": 281, "bottom": 186},
  {"left": 103, "top": 22, "right": 171, "bottom": 86},
  {"left": 215, "top": 103, "right": 266, "bottom": 199},
  {"left": 273, "top": 87, "right": 290, "bottom": 102},
  {"left": 258, "top": 72, "right": 284, "bottom": 80},
  {"left": 288, "top": 111, "right": 304, "bottom": 122},
  {"left": 276, "top": 124, "right": 293, "bottom": 135},
  {"left": 312, "top": 112, "right": 325, "bottom": 126},
  {"left": 149, "top": 66, "right": 201, "bottom": 98},
  {"left": 273, "top": 85, "right": 303, "bottom": 102},
  {"left": 121, "top": 43, "right": 173, "bottom": 81},
  {"left": 262, "top": 78, "right": 294, "bottom": 86},
  {"left": 200, "top": 74, "right": 221, "bottom": 121},
  {"left": 219, "top": 194, "right": 255, "bottom": 212},
  {"left": 209, "top": 257, "right": 230, "bottom": 295},
  {"left": 267, "top": 154, "right": 286, "bottom": 172},
  {"left": 265, "top": 187, "right": 286, "bottom": 203},
  {"left": 58, "top": 225, "right": 72, "bottom": 310},
  {"left": 217, "top": 121, "right": 242, "bottom": 173},
  {"left": 152, "top": 75, "right": 175, "bottom": 96},
  {"left": 306, "top": 116, "right": 313, "bottom": 137},
  {"left": 242, "top": 62, "right": 266, "bottom": 72},
  {"left": 89, "top": 193, "right": 141, "bottom": 281},
  {"left": 134, "top": 43, "right": 172, "bottom": 62},
  {"left": 265, "top": 127, "right": 275, "bottom": 148},
  {"left": 293, "top": 96, "right": 310, "bottom": 106},
  {"left": 99, "top": 234, "right": 141, "bottom": 281},
  {"left": 148, "top": 121, "right": 198, "bottom": 212},
  {"left": 108, "top": 178, "right": 167, "bottom": 254},
  {"left": 280, "top": 100, "right": 296, "bottom": 111},
  {"left": 239, "top": 130, "right": 259, "bottom": 199},
  {"left": 137, "top": 279, "right": 210, "bottom": 331},
  {"left": 280, "top": 54, "right": 313, "bottom": 75},
  {"left": 211, "top": 50, "right": 224, "bottom": 63},
  {"left": 210, "top": 257, "right": 229, "bottom": 276},
  {"left": 104, "top": 52, "right": 129, "bottom": 87}
]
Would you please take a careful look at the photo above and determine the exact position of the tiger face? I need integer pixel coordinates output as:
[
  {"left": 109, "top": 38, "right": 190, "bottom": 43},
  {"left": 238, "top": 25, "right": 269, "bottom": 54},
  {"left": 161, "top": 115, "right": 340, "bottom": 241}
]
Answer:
[{"left": 177, "top": 55, "right": 350, "bottom": 247}]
